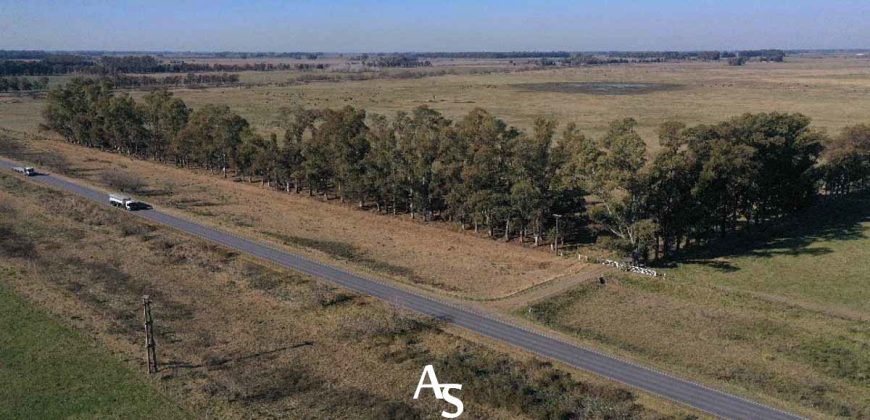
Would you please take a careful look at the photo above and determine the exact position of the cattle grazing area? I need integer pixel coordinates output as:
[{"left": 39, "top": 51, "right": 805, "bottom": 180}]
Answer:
[{"left": 0, "top": 172, "right": 679, "bottom": 419}]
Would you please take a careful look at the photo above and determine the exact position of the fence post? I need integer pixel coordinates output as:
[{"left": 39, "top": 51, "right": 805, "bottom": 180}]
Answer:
[{"left": 143, "top": 295, "right": 158, "bottom": 374}]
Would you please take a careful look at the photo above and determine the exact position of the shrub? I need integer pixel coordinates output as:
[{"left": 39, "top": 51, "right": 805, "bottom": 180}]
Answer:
[
  {"left": 339, "top": 311, "right": 433, "bottom": 340},
  {"left": 101, "top": 170, "right": 145, "bottom": 193},
  {"left": 36, "top": 151, "right": 71, "bottom": 175},
  {"left": 0, "top": 223, "right": 37, "bottom": 258}
]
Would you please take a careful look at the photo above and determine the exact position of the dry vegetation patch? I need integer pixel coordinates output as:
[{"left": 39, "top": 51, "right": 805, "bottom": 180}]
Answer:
[
  {"left": 514, "top": 82, "right": 682, "bottom": 95},
  {"left": 0, "top": 132, "right": 582, "bottom": 299},
  {"left": 0, "top": 172, "right": 681, "bottom": 419},
  {"left": 523, "top": 274, "right": 870, "bottom": 418}
]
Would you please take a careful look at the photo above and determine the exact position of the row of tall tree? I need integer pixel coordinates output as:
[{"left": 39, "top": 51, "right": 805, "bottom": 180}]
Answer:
[
  {"left": 110, "top": 73, "right": 241, "bottom": 88},
  {"left": 0, "top": 76, "right": 50, "bottom": 92},
  {"left": 95, "top": 56, "right": 300, "bottom": 74},
  {"left": 0, "top": 55, "right": 309, "bottom": 76},
  {"left": 0, "top": 55, "right": 93, "bottom": 76},
  {"left": 41, "top": 78, "right": 869, "bottom": 263},
  {"left": 362, "top": 55, "right": 432, "bottom": 68}
]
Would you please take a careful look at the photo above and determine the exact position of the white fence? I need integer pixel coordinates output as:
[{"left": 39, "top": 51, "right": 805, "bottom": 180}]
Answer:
[{"left": 582, "top": 255, "right": 663, "bottom": 277}]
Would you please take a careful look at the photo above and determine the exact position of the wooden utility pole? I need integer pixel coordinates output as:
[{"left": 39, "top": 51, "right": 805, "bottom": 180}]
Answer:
[
  {"left": 552, "top": 214, "right": 562, "bottom": 253},
  {"left": 143, "top": 295, "right": 158, "bottom": 374}
]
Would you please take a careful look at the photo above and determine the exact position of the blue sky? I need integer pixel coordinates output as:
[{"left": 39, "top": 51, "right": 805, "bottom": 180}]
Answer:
[{"left": 0, "top": 0, "right": 867, "bottom": 52}]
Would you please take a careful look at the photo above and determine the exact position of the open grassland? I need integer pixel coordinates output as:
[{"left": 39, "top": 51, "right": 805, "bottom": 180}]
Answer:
[
  {"left": 0, "top": 172, "right": 686, "bottom": 419},
  {"left": 4, "top": 57, "right": 868, "bottom": 146},
  {"left": 162, "top": 57, "right": 870, "bottom": 144},
  {"left": 0, "top": 281, "right": 188, "bottom": 420},
  {"left": 520, "top": 193, "right": 870, "bottom": 419},
  {"left": 1, "top": 56, "right": 868, "bottom": 418},
  {"left": 0, "top": 131, "right": 585, "bottom": 299},
  {"left": 671, "top": 193, "right": 870, "bottom": 314}
]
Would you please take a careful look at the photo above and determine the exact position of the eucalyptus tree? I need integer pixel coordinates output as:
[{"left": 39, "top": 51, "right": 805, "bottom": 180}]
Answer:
[
  {"left": 821, "top": 124, "right": 870, "bottom": 194},
  {"left": 508, "top": 118, "right": 569, "bottom": 244},
  {"left": 42, "top": 77, "right": 114, "bottom": 148},
  {"left": 139, "top": 89, "right": 190, "bottom": 161},
  {"left": 570, "top": 118, "right": 652, "bottom": 262},
  {"left": 175, "top": 104, "right": 248, "bottom": 175},
  {"left": 318, "top": 106, "right": 369, "bottom": 203},
  {"left": 454, "top": 108, "right": 517, "bottom": 235},
  {"left": 364, "top": 113, "right": 405, "bottom": 212},
  {"left": 394, "top": 106, "right": 452, "bottom": 220}
]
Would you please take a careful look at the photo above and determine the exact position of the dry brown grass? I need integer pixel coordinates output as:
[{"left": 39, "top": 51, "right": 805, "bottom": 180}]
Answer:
[
  {"left": 0, "top": 131, "right": 585, "bottom": 299},
  {"left": 3, "top": 57, "right": 869, "bottom": 145},
  {"left": 0, "top": 172, "right": 686, "bottom": 419},
  {"left": 2, "top": 56, "right": 868, "bottom": 418}
]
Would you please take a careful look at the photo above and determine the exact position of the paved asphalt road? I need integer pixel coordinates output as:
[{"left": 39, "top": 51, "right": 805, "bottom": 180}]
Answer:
[{"left": 0, "top": 158, "right": 803, "bottom": 420}]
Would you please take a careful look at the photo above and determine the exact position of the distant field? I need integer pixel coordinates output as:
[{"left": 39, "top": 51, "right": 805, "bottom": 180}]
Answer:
[
  {"left": 163, "top": 57, "right": 870, "bottom": 144},
  {"left": 0, "top": 279, "right": 187, "bottom": 419},
  {"left": 520, "top": 193, "right": 870, "bottom": 419},
  {"left": 3, "top": 57, "right": 870, "bottom": 146}
]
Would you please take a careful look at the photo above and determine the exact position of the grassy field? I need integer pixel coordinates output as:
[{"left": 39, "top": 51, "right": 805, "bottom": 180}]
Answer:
[
  {"left": 0, "top": 171, "right": 688, "bottom": 419},
  {"left": 1, "top": 56, "right": 868, "bottom": 418},
  {"left": 0, "top": 278, "right": 188, "bottom": 419},
  {"left": 160, "top": 57, "right": 870, "bottom": 145},
  {"left": 520, "top": 193, "right": 870, "bottom": 418},
  {"left": 4, "top": 57, "right": 869, "bottom": 146},
  {"left": 671, "top": 194, "right": 870, "bottom": 314}
]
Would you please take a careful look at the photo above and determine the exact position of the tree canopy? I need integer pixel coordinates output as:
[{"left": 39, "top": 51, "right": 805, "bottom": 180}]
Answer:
[{"left": 41, "top": 78, "right": 869, "bottom": 264}]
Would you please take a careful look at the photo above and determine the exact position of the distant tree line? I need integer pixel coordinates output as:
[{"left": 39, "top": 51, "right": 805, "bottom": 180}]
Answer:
[
  {"left": 363, "top": 55, "right": 432, "bottom": 68},
  {"left": 411, "top": 52, "right": 574, "bottom": 59},
  {"left": 109, "top": 73, "right": 241, "bottom": 88},
  {"left": 737, "top": 49, "right": 786, "bottom": 62},
  {"left": 0, "top": 50, "right": 59, "bottom": 60},
  {"left": 357, "top": 50, "right": 781, "bottom": 63},
  {"left": 0, "top": 73, "right": 240, "bottom": 93},
  {"left": 95, "top": 56, "right": 311, "bottom": 74},
  {"left": 595, "top": 51, "right": 723, "bottom": 61},
  {"left": 0, "top": 50, "right": 323, "bottom": 60},
  {"left": 41, "top": 79, "right": 869, "bottom": 263},
  {"left": 176, "top": 52, "right": 321, "bottom": 60},
  {"left": 0, "top": 76, "right": 50, "bottom": 92},
  {"left": 0, "top": 54, "right": 323, "bottom": 76},
  {"left": 555, "top": 50, "right": 787, "bottom": 67},
  {"left": 0, "top": 55, "right": 94, "bottom": 76}
]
